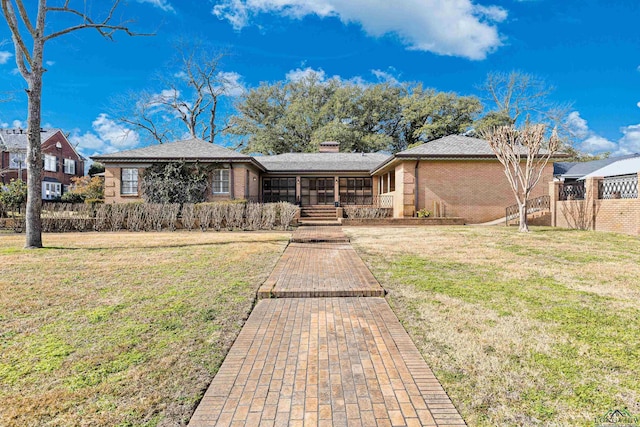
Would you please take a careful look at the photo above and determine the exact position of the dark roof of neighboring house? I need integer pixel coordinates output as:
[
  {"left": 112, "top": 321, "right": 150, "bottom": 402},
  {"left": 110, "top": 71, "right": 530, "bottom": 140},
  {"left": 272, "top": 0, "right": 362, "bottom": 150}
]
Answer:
[
  {"left": 554, "top": 153, "right": 640, "bottom": 178},
  {"left": 92, "top": 138, "right": 258, "bottom": 164},
  {"left": 0, "top": 128, "right": 62, "bottom": 151},
  {"left": 255, "top": 152, "right": 390, "bottom": 173}
]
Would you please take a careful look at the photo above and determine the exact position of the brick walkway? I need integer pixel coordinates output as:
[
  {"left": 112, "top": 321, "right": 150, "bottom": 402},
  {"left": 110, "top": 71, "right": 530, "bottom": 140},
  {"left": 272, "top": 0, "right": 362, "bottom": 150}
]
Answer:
[
  {"left": 290, "top": 226, "right": 350, "bottom": 243},
  {"left": 257, "top": 243, "right": 384, "bottom": 299},
  {"left": 189, "top": 227, "right": 465, "bottom": 427}
]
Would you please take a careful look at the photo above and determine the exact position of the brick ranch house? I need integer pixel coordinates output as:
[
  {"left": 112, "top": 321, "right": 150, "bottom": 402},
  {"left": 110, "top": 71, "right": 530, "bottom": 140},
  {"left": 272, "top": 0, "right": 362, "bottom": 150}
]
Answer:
[
  {"left": 92, "top": 135, "right": 561, "bottom": 224},
  {"left": 0, "top": 128, "right": 85, "bottom": 199}
]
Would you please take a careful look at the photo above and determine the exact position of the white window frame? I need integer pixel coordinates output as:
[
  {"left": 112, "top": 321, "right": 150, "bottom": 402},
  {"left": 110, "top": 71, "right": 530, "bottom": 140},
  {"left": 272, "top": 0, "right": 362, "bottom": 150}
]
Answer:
[
  {"left": 64, "top": 158, "right": 76, "bottom": 175},
  {"left": 44, "top": 154, "right": 57, "bottom": 172},
  {"left": 9, "top": 152, "right": 26, "bottom": 170},
  {"left": 121, "top": 168, "right": 139, "bottom": 195},
  {"left": 42, "top": 182, "right": 62, "bottom": 200},
  {"left": 212, "top": 168, "right": 230, "bottom": 194}
]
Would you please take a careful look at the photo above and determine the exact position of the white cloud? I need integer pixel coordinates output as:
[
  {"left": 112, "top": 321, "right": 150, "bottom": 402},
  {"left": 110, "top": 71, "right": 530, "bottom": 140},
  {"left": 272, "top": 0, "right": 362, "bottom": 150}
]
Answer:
[
  {"left": 12, "top": 119, "right": 25, "bottom": 129},
  {"left": 46, "top": 60, "right": 55, "bottom": 67},
  {"left": 617, "top": 124, "right": 640, "bottom": 155},
  {"left": 286, "top": 67, "right": 327, "bottom": 82},
  {"left": 580, "top": 135, "right": 617, "bottom": 153},
  {"left": 566, "top": 111, "right": 589, "bottom": 139},
  {"left": 371, "top": 68, "right": 400, "bottom": 85},
  {"left": 136, "top": 0, "right": 175, "bottom": 13},
  {"left": 0, "top": 51, "right": 12, "bottom": 65},
  {"left": 217, "top": 71, "right": 246, "bottom": 96},
  {"left": 567, "top": 110, "right": 640, "bottom": 156},
  {"left": 71, "top": 114, "right": 140, "bottom": 156},
  {"left": 212, "top": 0, "right": 507, "bottom": 60},
  {"left": 636, "top": 101, "right": 640, "bottom": 109}
]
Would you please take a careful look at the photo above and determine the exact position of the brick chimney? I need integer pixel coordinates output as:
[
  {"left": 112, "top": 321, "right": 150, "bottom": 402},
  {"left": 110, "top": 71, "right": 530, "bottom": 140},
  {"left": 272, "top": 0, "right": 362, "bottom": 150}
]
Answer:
[{"left": 319, "top": 141, "right": 340, "bottom": 153}]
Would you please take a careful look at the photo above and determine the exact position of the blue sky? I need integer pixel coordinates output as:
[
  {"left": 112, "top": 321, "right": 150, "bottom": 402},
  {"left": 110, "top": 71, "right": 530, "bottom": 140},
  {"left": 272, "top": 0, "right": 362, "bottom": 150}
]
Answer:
[{"left": 1, "top": 0, "right": 639, "bottom": 159}]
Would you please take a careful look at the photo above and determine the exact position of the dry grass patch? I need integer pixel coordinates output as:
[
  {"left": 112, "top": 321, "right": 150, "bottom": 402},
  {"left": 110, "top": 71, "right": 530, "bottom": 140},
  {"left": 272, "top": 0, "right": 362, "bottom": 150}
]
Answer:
[
  {"left": 0, "top": 231, "right": 289, "bottom": 427},
  {"left": 346, "top": 226, "right": 640, "bottom": 427}
]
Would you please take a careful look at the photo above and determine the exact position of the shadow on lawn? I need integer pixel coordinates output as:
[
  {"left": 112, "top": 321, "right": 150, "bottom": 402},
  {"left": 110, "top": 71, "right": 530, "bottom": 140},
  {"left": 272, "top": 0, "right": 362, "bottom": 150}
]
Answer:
[{"left": 43, "top": 238, "right": 289, "bottom": 251}]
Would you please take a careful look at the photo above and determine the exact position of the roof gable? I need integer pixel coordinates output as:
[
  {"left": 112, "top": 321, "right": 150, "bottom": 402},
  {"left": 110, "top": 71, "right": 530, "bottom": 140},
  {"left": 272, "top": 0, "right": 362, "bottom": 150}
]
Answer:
[{"left": 0, "top": 128, "right": 64, "bottom": 151}]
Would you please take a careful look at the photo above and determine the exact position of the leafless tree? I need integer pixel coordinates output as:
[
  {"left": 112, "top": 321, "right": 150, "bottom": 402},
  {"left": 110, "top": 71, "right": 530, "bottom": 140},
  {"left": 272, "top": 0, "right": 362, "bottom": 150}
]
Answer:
[
  {"left": 477, "top": 71, "right": 572, "bottom": 139},
  {"left": 116, "top": 40, "right": 239, "bottom": 144},
  {"left": 1, "top": 0, "right": 149, "bottom": 248},
  {"left": 481, "top": 124, "right": 560, "bottom": 232}
]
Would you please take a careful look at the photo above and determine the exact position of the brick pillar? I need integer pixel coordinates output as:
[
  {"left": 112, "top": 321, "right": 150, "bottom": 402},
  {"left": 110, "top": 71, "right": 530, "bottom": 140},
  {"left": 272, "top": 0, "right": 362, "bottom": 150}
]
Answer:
[
  {"left": 549, "top": 181, "right": 560, "bottom": 227},
  {"left": 585, "top": 176, "right": 601, "bottom": 231}
]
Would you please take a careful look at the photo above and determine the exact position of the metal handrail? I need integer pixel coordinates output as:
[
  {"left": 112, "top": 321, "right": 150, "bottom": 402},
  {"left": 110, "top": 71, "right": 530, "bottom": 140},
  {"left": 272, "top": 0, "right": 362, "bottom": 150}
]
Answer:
[{"left": 505, "top": 195, "right": 551, "bottom": 225}]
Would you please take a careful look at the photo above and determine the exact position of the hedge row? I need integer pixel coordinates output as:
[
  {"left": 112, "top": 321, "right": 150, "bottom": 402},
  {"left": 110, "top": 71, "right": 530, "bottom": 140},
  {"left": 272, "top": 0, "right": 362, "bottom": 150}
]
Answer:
[
  {"left": 1, "top": 201, "right": 300, "bottom": 233},
  {"left": 343, "top": 206, "right": 391, "bottom": 219}
]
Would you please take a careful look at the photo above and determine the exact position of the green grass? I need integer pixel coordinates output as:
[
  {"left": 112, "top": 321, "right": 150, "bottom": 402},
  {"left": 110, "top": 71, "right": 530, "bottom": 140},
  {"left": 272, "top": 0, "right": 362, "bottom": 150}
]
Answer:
[
  {"left": 0, "top": 231, "right": 288, "bottom": 427},
  {"left": 346, "top": 226, "right": 640, "bottom": 427}
]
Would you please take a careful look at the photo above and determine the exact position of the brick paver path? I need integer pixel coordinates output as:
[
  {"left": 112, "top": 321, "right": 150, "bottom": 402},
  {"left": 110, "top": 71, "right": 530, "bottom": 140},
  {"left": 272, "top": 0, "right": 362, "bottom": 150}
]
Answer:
[
  {"left": 190, "top": 227, "right": 466, "bottom": 427},
  {"left": 290, "top": 226, "right": 350, "bottom": 243},
  {"left": 257, "top": 243, "right": 384, "bottom": 299}
]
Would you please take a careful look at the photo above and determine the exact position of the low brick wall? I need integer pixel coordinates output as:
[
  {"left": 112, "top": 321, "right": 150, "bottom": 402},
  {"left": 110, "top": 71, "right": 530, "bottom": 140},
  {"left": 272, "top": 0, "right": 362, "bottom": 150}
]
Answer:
[
  {"left": 550, "top": 177, "right": 640, "bottom": 235},
  {"left": 594, "top": 199, "right": 640, "bottom": 235},
  {"left": 341, "top": 217, "right": 465, "bottom": 226}
]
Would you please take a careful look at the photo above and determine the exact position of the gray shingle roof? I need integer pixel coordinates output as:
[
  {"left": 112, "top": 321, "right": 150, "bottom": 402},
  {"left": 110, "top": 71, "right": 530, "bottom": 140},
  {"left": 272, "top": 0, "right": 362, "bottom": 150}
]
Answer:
[
  {"left": 555, "top": 154, "right": 640, "bottom": 178},
  {"left": 0, "top": 128, "right": 61, "bottom": 151},
  {"left": 91, "top": 138, "right": 252, "bottom": 162},
  {"left": 397, "top": 135, "right": 497, "bottom": 157},
  {"left": 396, "top": 134, "right": 557, "bottom": 157},
  {"left": 255, "top": 152, "right": 390, "bottom": 172}
]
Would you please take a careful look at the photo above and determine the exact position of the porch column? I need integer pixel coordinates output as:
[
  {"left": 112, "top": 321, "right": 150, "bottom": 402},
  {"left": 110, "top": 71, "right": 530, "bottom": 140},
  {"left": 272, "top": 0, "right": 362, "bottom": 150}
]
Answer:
[
  {"left": 334, "top": 176, "right": 340, "bottom": 205},
  {"left": 229, "top": 164, "right": 235, "bottom": 199}
]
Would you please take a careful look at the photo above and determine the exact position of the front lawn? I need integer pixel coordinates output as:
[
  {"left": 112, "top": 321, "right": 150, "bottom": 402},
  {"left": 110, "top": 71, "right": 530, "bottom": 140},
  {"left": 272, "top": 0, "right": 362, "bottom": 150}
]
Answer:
[
  {"left": 346, "top": 226, "right": 640, "bottom": 427},
  {"left": 0, "top": 231, "right": 289, "bottom": 427}
]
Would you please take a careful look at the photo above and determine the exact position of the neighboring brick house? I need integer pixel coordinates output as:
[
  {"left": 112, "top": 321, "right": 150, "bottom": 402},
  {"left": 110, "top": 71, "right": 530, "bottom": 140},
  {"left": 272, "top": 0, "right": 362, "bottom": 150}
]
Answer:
[
  {"left": 92, "top": 135, "right": 562, "bottom": 224},
  {"left": 0, "top": 128, "right": 85, "bottom": 199}
]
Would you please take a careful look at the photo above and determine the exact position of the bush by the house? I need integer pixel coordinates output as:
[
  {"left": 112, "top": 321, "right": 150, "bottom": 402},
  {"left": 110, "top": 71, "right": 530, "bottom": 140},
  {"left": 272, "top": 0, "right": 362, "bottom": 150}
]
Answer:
[
  {"left": 0, "top": 179, "right": 28, "bottom": 212},
  {"left": 344, "top": 206, "right": 390, "bottom": 219},
  {"left": 140, "top": 162, "right": 210, "bottom": 204},
  {"left": 61, "top": 176, "right": 104, "bottom": 203}
]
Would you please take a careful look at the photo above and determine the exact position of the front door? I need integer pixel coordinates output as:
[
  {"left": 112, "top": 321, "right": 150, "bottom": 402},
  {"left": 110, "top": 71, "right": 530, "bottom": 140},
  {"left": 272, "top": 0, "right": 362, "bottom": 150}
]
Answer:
[{"left": 300, "top": 177, "right": 335, "bottom": 205}]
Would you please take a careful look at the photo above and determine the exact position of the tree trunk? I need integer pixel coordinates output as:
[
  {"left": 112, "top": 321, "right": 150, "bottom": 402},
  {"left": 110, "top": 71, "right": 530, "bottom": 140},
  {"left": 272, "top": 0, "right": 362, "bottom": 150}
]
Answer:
[
  {"left": 25, "top": 47, "right": 45, "bottom": 248},
  {"left": 518, "top": 201, "right": 529, "bottom": 232}
]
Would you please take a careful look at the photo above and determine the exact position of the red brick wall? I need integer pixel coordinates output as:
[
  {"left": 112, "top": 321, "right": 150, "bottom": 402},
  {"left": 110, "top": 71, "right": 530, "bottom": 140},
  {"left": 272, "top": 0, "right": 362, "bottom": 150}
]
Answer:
[{"left": 417, "top": 160, "right": 553, "bottom": 224}]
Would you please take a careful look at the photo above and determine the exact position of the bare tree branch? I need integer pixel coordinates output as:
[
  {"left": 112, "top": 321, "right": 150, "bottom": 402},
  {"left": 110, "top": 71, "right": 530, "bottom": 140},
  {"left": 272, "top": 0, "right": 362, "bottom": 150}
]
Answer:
[{"left": 115, "top": 40, "right": 236, "bottom": 145}]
